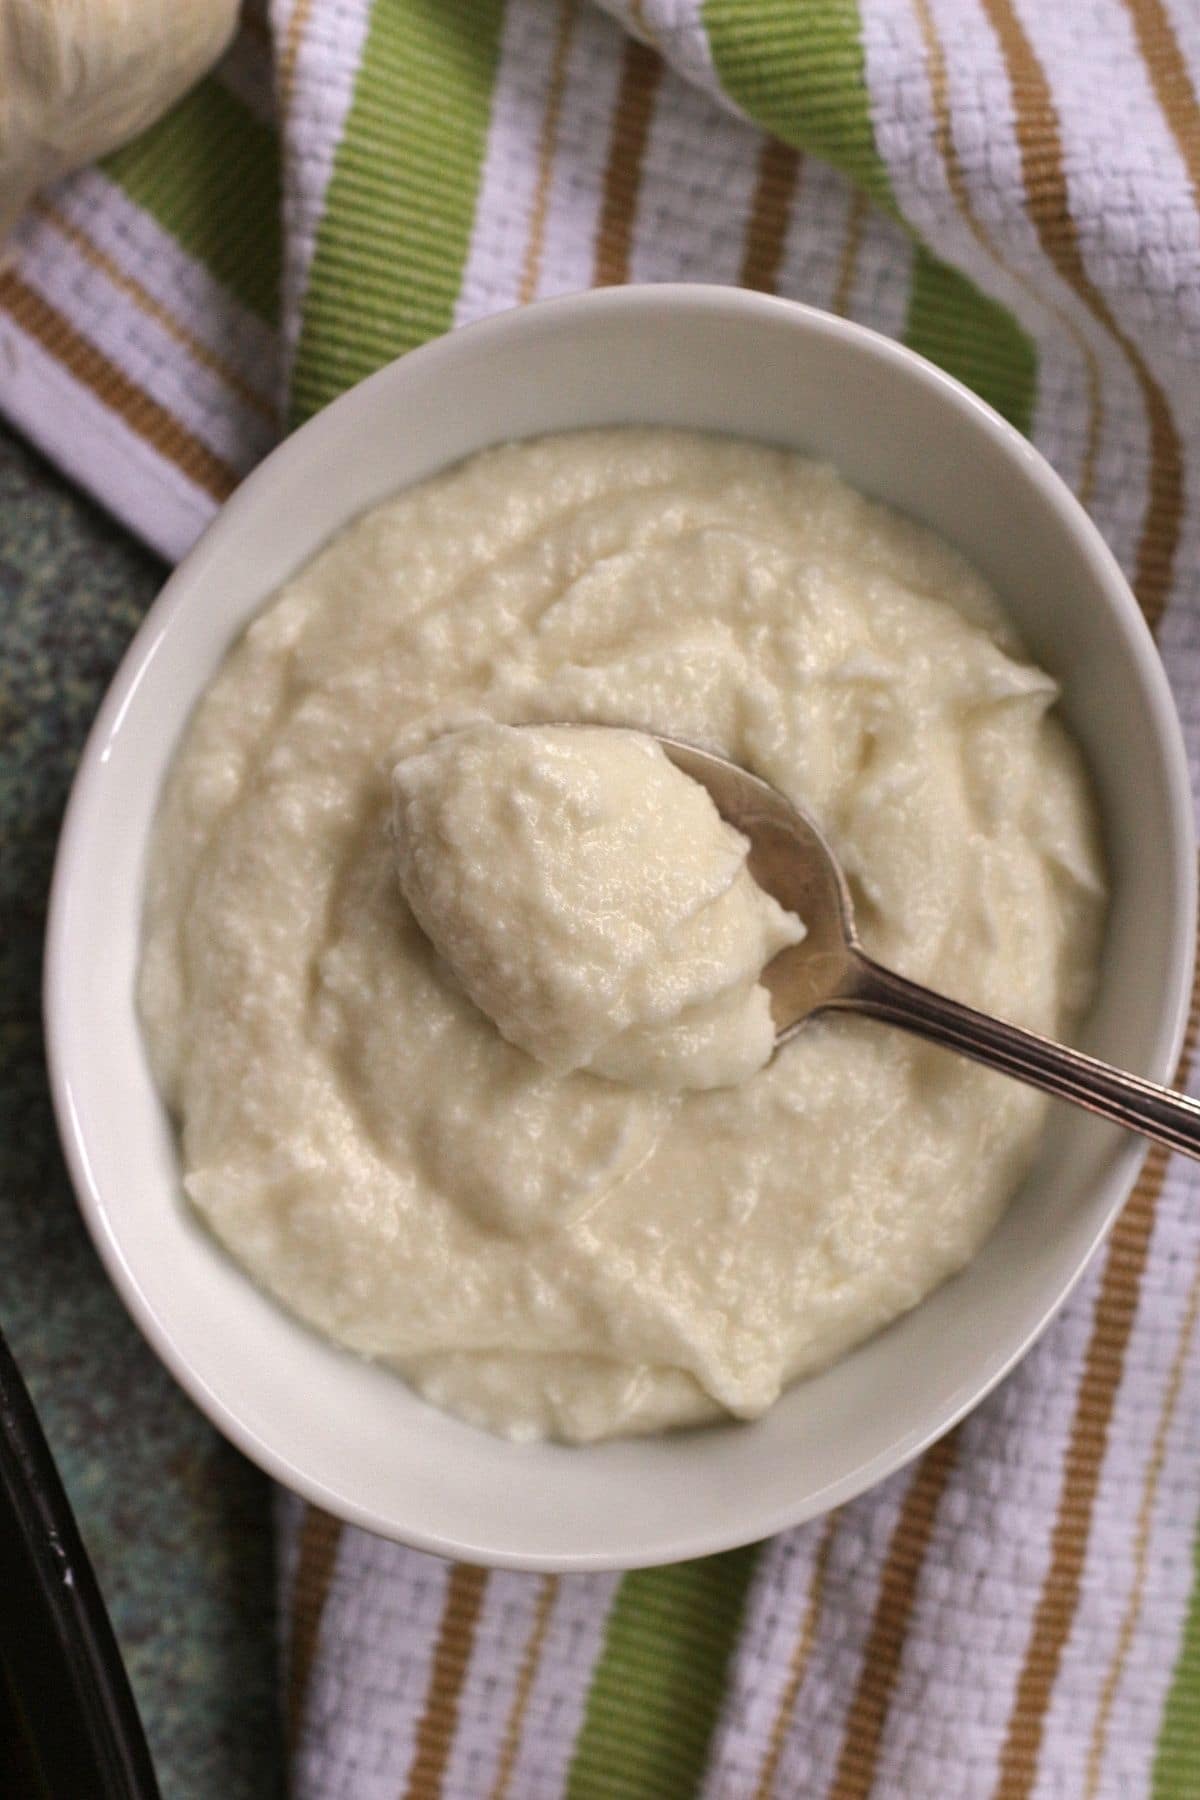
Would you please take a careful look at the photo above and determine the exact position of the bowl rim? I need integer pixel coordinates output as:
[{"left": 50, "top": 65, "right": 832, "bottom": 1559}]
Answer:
[{"left": 43, "top": 284, "right": 1197, "bottom": 1569}]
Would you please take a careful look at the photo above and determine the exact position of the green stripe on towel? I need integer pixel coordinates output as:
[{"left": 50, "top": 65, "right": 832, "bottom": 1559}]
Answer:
[
  {"left": 907, "top": 246, "right": 1036, "bottom": 434},
  {"left": 704, "top": 0, "right": 895, "bottom": 205},
  {"left": 289, "top": 0, "right": 506, "bottom": 425},
  {"left": 103, "top": 78, "right": 281, "bottom": 326},
  {"left": 566, "top": 1546, "right": 760, "bottom": 1798},
  {"left": 705, "top": 0, "right": 1037, "bottom": 437},
  {"left": 1153, "top": 1528, "right": 1200, "bottom": 1798}
]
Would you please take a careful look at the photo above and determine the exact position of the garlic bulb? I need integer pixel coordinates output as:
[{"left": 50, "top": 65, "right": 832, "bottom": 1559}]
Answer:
[{"left": 1, "top": 0, "right": 240, "bottom": 239}]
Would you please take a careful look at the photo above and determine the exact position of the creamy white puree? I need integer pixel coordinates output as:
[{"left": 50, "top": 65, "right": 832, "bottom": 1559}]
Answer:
[
  {"left": 392, "top": 723, "right": 803, "bottom": 1090},
  {"left": 139, "top": 429, "right": 1106, "bottom": 1443}
]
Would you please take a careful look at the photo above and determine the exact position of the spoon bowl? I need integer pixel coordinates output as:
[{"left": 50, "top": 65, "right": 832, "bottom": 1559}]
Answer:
[{"left": 654, "top": 735, "right": 860, "bottom": 1035}]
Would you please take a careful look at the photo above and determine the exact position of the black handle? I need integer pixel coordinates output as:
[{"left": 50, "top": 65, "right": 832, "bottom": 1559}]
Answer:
[{"left": 0, "top": 1324, "right": 160, "bottom": 1800}]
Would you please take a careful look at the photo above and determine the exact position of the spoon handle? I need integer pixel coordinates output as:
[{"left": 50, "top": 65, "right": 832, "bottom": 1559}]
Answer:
[{"left": 832, "top": 952, "right": 1200, "bottom": 1160}]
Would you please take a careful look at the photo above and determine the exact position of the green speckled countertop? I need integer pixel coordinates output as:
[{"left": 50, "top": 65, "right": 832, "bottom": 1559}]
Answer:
[{"left": 0, "top": 421, "right": 283, "bottom": 1798}]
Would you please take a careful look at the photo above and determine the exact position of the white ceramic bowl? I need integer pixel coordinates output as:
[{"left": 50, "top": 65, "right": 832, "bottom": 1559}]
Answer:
[{"left": 45, "top": 287, "right": 1195, "bottom": 1570}]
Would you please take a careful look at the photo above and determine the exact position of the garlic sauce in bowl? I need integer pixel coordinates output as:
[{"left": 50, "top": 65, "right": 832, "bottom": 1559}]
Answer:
[{"left": 137, "top": 430, "right": 1105, "bottom": 1445}]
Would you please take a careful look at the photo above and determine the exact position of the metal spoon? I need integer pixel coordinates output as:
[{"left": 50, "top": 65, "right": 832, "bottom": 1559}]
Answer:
[{"left": 654, "top": 733, "right": 1200, "bottom": 1160}]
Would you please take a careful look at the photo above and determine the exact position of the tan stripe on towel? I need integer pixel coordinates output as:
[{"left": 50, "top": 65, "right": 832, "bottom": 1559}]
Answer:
[
  {"left": 29, "top": 197, "right": 276, "bottom": 423},
  {"left": 593, "top": 34, "right": 663, "bottom": 286},
  {"left": 1084, "top": 1219, "right": 1200, "bottom": 1793},
  {"left": 404, "top": 1563, "right": 490, "bottom": 1799},
  {"left": 489, "top": 1575, "right": 560, "bottom": 1799},
  {"left": 979, "top": 0, "right": 1181, "bottom": 629},
  {"left": 910, "top": 0, "right": 1102, "bottom": 508},
  {"left": 828, "top": 1432, "right": 960, "bottom": 1800},
  {"left": 1120, "top": 0, "right": 1200, "bottom": 210},
  {"left": 752, "top": 1513, "right": 839, "bottom": 1800},
  {"left": 995, "top": 969, "right": 1200, "bottom": 1798},
  {"left": 279, "top": 0, "right": 317, "bottom": 116},
  {"left": 287, "top": 1505, "right": 344, "bottom": 1753},
  {"left": 519, "top": 0, "right": 577, "bottom": 304},
  {"left": 830, "top": 186, "right": 868, "bottom": 320},
  {"left": 0, "top": 270, "right": 238, "bottom": 502},
  {"left": 740, "top": 137, "right": 803, "bottom": 294},
  {"left": 995, "top": 1153, "right": 1174, "bottom": 1794}
]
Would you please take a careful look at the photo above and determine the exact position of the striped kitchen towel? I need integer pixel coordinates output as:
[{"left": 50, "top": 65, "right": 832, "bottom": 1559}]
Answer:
[{"left": 5, "top": 1, "right": 1200, "bottom": 1794}]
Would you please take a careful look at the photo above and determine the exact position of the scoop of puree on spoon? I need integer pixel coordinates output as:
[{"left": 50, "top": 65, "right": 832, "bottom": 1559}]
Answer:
[{"left": 648, "top": 732, "right": 1200, "bottom": 1160}]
